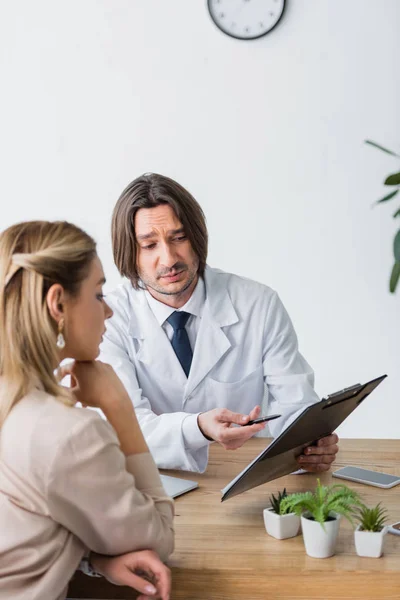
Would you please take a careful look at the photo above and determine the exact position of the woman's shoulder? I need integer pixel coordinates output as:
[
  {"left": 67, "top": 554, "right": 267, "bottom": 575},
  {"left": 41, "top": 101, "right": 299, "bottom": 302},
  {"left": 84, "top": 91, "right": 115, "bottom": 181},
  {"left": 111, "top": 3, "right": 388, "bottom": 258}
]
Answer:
[
  {"left": 1, "top": 387, "right": 117, "bottom": 469},
  {"left": 8, "top": 386, "right": 98, "bottom": 425}
]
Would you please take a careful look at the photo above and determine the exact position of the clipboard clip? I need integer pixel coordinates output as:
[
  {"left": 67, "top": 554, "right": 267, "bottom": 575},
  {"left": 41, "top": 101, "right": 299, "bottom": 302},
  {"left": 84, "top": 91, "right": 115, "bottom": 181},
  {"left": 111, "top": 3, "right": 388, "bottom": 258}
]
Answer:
[{"left": 324, "top": 383, "right": 361, "bottom": 405}]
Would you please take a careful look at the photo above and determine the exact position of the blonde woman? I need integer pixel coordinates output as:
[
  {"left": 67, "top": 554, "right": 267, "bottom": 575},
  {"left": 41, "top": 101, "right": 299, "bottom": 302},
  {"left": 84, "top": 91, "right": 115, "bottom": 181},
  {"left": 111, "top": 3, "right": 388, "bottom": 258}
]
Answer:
[{"left": 0, "top": 221, "right": 174, "bottom": 600}]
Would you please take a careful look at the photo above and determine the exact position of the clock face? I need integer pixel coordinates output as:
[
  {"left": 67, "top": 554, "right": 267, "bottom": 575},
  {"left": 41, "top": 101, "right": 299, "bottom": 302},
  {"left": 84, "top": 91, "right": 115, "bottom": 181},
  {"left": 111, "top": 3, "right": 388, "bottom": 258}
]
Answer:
[{"left": 208, "top": 0, "right": 286, "bottom": 40}]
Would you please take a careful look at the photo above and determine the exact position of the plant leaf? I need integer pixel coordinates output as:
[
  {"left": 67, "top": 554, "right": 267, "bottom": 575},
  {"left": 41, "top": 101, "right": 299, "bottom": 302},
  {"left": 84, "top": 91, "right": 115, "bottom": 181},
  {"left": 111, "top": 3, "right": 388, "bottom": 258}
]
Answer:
[
  {"left": 384, "top": 172, "right": 400, "bottom": 186},
  {"left": 365, "top": 140, "right": 400, "bottom": 157},
  {"left": 394, "top": 231, "right": 400, "bottom": 263},
  {"left": 389, "top": 261, "right": 400, "bottom": 293},
  {"left": 393, "top": 207, "right": 400, "bottom": 218},
  {"left": 376, "top": 190, "right": 399, "bottom": 204},
  {"left": 269, "top": 488, "right": 289, "bottom": 514}
]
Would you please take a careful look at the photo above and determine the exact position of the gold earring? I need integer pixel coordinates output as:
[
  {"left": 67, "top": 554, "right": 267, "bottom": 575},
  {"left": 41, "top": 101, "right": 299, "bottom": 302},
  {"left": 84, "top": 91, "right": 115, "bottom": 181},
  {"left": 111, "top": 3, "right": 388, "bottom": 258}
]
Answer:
[{"left": 56, "top": 319, "right": 66, "bottom": 349}]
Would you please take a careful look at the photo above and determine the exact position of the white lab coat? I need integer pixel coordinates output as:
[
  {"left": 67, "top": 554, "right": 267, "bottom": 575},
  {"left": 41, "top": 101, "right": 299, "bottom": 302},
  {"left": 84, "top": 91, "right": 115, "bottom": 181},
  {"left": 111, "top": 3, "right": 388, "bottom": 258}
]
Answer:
[{"left": 100, "top": 266, "right": 319, "bottom": 472}]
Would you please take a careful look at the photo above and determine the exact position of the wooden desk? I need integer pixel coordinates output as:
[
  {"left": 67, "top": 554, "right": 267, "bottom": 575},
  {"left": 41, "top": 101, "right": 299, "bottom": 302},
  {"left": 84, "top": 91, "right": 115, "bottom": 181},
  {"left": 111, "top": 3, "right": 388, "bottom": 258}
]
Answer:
[{"left": 69, "top": 439, "right": 400, "bottom": 600}]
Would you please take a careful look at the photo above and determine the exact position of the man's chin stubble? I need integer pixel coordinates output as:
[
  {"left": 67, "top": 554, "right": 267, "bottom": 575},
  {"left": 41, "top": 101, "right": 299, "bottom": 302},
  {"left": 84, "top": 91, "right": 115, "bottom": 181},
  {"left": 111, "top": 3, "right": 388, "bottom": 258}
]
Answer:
[{"left": 146, "top": 273, "right": 197, "bottom": 297}]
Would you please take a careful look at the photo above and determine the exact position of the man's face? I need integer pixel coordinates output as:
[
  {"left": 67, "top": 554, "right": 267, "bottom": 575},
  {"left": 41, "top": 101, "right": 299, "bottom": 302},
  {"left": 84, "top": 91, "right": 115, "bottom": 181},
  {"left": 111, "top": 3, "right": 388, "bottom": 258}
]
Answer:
[{"left": 135, "top": 204, "right": 199, "bottom": 299}]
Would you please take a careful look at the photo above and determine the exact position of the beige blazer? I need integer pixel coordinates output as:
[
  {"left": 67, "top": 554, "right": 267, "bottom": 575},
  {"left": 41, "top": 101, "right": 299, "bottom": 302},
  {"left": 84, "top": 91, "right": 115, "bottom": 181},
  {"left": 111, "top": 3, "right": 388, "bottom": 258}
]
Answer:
[{"left": 0, "top": 387, "right": 174, "bottom": 600}]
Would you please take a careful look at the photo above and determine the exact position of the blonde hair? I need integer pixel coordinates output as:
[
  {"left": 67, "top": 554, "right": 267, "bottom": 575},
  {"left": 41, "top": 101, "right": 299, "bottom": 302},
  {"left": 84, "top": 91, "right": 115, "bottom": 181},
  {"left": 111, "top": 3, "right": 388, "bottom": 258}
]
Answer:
[{"left": 0, "top": 221, "right": 96, "bottom": 426}]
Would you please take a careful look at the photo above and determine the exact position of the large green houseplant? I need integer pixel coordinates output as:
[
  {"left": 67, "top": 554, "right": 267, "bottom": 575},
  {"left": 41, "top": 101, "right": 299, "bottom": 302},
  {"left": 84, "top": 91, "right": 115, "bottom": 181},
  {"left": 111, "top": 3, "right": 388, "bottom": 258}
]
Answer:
[{"left": 366, "top": 140, "right": 400, "bottom": 292}]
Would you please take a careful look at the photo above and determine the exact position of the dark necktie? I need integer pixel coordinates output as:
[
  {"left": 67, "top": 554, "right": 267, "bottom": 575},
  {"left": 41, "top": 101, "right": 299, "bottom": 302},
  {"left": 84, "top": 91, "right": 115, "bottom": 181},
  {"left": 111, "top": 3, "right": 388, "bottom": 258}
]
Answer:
[{"left": 166, "top": 311, "right": 193, "bottom": 377}]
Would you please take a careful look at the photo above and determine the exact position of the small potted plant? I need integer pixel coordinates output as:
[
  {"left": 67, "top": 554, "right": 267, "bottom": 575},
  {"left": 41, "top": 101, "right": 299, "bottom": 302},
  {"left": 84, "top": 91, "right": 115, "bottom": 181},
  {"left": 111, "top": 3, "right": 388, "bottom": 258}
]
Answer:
[
  {"left": 263, "top": 488, "right": 301, "bottom": 540},
  {"left": 354, "top": 503, "right": 389, "bottom": 558},
  {"left": 280, "top": 479, "right": 362, "bottom": 558}
]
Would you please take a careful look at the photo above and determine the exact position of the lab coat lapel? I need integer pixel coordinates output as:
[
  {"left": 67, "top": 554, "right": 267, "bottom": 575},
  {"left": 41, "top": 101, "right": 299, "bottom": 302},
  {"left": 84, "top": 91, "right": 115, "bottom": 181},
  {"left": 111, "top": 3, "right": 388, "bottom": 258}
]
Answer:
[
  {"left": 184, "top": 267, "right": 239, "bottom": 400},
  {"left": 128, "top": 291, "right": 187, "bottom": 388}
]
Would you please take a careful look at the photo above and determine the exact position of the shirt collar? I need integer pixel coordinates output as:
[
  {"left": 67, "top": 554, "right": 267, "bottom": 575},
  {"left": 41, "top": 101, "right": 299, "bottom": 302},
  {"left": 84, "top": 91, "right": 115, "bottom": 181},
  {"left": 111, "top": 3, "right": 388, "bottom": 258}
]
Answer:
[{"left": 145, "top": 277, "right": 206, "bottom": 326}]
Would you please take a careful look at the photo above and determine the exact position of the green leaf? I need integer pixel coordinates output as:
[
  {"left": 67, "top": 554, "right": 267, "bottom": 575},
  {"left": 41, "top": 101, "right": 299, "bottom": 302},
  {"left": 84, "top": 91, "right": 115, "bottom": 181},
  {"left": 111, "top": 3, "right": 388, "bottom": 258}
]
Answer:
[
  {"left": 393, "top": 207, "right": 400, "bottom": 218},
  {"left": 384, "top": 172, "right": 400, "bottom": 186},
  {"left": 389, "top": 261, "right": 400, "bottom": 293},
  {"left": 394, "top": 231, "right": 400, "bottom": 262},
  {"left": 269, "top": 488, "right": 289, "bottom": 515},
  {"left": 376, "top": 190, "right": 399, "bottom": 204},
  {"left": 365, "top": 140, "right": 399, "bottom": 157}
]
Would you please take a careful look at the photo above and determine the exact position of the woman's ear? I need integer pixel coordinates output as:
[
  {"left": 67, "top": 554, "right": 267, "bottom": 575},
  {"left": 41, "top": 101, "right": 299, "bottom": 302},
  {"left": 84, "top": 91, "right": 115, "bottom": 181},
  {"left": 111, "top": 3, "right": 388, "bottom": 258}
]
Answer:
[{"left": 46, "top": 283, "right": 66, "bottom": 323}]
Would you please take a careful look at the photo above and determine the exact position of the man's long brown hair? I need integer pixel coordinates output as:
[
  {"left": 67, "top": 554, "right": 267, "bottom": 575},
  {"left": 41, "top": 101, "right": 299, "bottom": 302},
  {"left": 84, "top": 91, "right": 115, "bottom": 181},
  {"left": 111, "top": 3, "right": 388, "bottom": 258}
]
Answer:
[{"left": 111, "top": 173, "right": 208, "bottom": 289}]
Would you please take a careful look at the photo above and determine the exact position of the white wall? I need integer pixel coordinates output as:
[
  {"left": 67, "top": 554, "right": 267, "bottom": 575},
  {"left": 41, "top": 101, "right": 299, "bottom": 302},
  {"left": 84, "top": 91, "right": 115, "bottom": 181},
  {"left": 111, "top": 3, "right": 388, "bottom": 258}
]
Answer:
[{"left": 1, "top": 0, "right": 399, "bottom": 438}]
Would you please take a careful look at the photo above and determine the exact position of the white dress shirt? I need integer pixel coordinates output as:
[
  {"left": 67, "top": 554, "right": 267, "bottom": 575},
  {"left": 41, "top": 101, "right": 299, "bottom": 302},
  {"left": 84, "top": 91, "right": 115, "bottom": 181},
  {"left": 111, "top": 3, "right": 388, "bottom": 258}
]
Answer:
[{"left": 145, "top": 277, "right": 206, "bottom": 353}]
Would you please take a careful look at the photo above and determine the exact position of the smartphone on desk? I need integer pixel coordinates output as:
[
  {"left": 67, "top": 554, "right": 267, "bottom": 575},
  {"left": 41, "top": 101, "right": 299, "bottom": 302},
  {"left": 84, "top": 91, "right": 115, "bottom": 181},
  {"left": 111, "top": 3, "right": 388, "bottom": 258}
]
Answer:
[
  {"left": 244, "top": 414, "right": 281, "bottom": 426},
  {"left": 332, "top": 466, "right": 400, "bottom": 489},
  {"left": 388, "top": 522, "right": 400, "bottom": 536}
]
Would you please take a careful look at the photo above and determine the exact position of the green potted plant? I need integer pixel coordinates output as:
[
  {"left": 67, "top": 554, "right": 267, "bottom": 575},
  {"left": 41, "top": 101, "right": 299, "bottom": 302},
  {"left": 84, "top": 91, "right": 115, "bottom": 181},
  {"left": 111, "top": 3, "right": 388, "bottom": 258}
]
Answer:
[
  {"left": 354, "top": 503, "right": 388, "bottom": 558},
  {"left": 263, "top": 488, "right": 300, "bottom": 540},
  {"left": 365, "top": 139, "right": 400, "bottom": 292},
  {"left": 280, "top": 479, "right": 362, "bottom": 558}
]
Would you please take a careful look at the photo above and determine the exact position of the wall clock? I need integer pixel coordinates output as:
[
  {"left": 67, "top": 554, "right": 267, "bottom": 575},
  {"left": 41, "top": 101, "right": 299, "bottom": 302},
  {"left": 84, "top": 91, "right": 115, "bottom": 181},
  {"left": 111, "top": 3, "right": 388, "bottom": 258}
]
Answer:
[{"left": 208, "top": 0, "right": 286, "bottom": 40}]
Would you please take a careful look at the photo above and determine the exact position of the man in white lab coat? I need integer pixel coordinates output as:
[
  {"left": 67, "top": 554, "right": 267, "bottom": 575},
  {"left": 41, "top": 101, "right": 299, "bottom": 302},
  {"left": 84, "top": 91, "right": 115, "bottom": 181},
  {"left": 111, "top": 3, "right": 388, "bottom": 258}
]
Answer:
[{"left": 100, "top": 173, "right": 339, "bottom": 473}]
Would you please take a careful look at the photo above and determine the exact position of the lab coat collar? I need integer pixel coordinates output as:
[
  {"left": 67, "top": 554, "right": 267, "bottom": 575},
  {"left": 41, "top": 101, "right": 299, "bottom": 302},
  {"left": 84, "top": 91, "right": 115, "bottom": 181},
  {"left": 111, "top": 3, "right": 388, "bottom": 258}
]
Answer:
[
  {"left": 183, "top": 266, "right": 239, "bottom": 397},
  {"left": 203, "top": 266, "right": 238, "bottom": 328},
  {"left": 128, "top": 266, "right": 238, "bottom": 338}
]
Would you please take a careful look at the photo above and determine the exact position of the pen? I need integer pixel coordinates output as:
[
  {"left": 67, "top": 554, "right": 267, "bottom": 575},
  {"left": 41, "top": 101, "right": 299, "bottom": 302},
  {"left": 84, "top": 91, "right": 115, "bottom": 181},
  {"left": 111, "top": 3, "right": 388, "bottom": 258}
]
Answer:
[{"left": 244, "top": 414, "right": 281, "bottom": 426}]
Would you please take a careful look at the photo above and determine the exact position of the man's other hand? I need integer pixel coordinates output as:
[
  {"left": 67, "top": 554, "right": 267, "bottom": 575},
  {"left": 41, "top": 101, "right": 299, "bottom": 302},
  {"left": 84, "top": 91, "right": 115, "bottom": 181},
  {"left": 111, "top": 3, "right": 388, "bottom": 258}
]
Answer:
[{"left": 296, "top": 434, "right": 339, "bottom": 472}]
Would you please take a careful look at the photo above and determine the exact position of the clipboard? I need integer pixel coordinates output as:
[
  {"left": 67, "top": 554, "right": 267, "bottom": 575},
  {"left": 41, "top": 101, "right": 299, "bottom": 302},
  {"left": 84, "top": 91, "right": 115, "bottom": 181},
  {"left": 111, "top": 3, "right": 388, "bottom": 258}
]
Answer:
[{"left": 221, "top": 374, "right": 387, "bottom": 502}]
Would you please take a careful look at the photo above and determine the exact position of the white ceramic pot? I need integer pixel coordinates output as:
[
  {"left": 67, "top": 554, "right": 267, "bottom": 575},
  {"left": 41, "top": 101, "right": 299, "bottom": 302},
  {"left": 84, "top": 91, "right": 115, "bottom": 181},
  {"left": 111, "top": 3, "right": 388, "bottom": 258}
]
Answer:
[
  {"left": 354, "top": 525, "right": 388, "bottom": 558},
  {"left": 263, "top": 508, "right": 301, "bottom": 540},
  {"left": 301, "top": 512, "right": 341, "bottom": 558}
]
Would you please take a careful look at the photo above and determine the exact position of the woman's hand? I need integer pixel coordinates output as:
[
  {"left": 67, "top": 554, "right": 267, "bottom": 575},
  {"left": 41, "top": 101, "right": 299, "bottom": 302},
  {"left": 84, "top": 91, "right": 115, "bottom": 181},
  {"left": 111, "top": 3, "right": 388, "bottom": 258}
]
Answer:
[
  {"left": 90, "top": 550, "right": 171, "bottom": 600},
  {"left": 58, "top": 360, "right": 148, "bottom": 455},
  {"left": 58, "top": 360, "right": 131, "bottom": 412}
]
